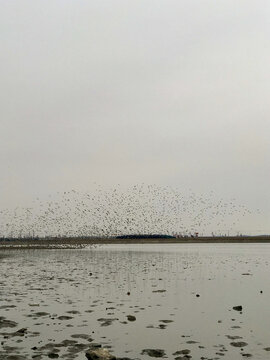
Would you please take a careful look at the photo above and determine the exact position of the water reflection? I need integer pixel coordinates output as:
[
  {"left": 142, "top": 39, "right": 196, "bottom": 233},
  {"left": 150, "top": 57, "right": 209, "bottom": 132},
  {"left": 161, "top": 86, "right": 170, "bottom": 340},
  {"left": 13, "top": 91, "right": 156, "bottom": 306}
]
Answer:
[{"left": 1, "top": 244, "right": 270, "bottom": 359}]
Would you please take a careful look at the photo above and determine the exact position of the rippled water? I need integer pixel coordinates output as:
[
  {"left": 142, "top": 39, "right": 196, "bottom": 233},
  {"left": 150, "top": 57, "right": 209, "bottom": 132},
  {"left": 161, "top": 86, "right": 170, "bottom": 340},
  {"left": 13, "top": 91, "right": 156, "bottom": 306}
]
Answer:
[{"left": 1, "top": 244, "right": 270, "bottom": 360}]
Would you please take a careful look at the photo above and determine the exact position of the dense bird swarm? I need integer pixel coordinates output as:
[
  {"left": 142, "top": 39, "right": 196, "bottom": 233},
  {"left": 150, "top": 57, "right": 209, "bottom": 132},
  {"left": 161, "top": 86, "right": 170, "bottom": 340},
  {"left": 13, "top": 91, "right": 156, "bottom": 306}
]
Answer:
[{"left": 0, "top": 184, "right": 259, "bottom": 239}]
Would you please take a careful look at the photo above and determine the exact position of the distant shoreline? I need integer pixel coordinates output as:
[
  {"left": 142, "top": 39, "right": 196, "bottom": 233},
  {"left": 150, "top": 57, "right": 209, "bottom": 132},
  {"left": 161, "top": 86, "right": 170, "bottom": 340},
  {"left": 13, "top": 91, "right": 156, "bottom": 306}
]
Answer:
[{"left": 1, "top": 236, "right": 270, "bottom": 249}]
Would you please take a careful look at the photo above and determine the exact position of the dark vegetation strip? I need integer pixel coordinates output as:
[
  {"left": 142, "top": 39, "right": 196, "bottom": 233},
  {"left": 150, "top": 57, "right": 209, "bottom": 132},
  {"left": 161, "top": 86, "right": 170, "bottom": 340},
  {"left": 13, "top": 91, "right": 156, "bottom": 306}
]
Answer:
[{"left": 1, "top": 235, "right": 270, "bottom": 249}]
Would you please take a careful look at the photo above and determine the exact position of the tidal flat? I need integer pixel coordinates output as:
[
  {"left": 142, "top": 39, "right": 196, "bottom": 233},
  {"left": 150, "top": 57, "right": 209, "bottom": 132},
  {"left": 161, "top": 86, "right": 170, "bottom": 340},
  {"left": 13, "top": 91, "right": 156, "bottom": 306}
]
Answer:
[{"left": 1, "top": 244, "right": 270, "bottom": 360}]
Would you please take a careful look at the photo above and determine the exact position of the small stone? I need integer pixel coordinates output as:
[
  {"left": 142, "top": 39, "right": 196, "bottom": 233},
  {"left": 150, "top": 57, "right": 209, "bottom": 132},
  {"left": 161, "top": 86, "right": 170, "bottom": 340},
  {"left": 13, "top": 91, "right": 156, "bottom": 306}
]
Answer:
[
  {"left": 159, "top": 320, "right": 173, "bottom": 323},
  {"left": 226, "top": 335, "right": 243, "bottom": 340},
  {"left": 126, "top": 315, "right": 136, "bottom": 322},
  {"left": 141, "top": 349, "right": 166, "bottom": 357},
  {"left": 85, "top": 348, "right": 116, "bottom": 360},
  {"left": 48, "top": 354, "right": 59, "bottom": 359},
  {"left": 57, "top": 316, "right": 73, "bottom": 320},
  {"left": 90, "top": 343, "right": 102, "bottom": 348},
  {"left": 173, "top": 349, "right": 191, "bottom": 355},
  {"left": 15, "top": 328, "right": 27, "bottom": 336},
  {"left": 233, "top": 306, "right": 242, "bottom": 311},
  {"left": 230, "top": 341, "right": 248, "bottom": 347}
]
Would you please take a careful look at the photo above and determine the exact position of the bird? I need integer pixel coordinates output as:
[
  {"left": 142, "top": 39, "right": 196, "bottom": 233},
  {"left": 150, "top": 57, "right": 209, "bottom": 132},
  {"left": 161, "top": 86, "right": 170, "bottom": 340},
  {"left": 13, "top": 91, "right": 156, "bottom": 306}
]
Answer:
[{"left": 0, "top": 184, "right": 261, "bottom": 240}]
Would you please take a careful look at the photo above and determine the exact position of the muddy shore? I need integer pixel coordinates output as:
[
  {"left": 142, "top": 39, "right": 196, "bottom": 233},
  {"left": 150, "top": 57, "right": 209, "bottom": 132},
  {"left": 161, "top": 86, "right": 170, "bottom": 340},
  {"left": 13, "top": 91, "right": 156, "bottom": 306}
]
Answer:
[
  {"left": 2, "top": 242, "right": 270, "bottom": 359},
  {"left": 1, "top": 236, "right": 270, "bottom": 249}
]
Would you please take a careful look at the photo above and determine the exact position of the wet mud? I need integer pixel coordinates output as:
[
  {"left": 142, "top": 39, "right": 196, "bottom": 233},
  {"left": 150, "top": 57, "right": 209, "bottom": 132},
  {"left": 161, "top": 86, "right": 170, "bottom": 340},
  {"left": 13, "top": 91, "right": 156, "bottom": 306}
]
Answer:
[{"left": 1, "top": 244, "right": 270, "bottom": 359}]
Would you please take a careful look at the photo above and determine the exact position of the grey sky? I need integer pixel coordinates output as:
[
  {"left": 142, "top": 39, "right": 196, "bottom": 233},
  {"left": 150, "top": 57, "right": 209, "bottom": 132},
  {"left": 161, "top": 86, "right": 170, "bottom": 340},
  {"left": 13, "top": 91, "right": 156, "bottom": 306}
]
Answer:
[{"left": 0, "top": 1, "right": 269, "bottom": 234}]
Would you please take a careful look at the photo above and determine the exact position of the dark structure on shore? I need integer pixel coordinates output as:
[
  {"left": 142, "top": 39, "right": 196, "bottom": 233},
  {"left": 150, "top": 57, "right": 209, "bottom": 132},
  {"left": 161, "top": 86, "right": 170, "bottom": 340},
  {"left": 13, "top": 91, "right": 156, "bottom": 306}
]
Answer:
[{"left": 116, "top": 234, "right": 176, "bottom": 239}]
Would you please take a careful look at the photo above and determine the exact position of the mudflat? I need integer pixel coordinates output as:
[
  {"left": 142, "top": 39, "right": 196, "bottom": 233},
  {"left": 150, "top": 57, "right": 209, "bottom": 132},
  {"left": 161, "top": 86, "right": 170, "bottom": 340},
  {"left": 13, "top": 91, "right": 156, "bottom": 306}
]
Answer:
[
  {"left": 1, "top": 244, "right": 270, "bottom": 359},
  {"left": 1, "top": 236, "right": 270, "bottom": 249}
]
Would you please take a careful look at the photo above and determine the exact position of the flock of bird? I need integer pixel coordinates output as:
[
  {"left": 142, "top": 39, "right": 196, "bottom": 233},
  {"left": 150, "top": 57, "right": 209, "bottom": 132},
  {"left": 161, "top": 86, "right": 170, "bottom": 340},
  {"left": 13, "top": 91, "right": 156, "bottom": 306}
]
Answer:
[{"left": 0, "top": 184, "right": 260, "bottom": 239}]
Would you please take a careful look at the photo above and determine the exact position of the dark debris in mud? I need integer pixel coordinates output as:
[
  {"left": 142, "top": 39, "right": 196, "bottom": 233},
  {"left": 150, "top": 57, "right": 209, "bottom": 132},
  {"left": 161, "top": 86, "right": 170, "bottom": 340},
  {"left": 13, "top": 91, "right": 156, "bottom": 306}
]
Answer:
[{"left": 1, "top": 246, "right": 270, "bottom": 360}]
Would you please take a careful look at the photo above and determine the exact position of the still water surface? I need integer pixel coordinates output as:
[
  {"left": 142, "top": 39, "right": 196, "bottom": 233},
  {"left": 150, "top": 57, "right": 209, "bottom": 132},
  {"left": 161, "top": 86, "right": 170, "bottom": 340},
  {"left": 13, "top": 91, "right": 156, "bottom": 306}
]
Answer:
[{"left": 1, "top": 244, "right": 270, "bottom": 359}]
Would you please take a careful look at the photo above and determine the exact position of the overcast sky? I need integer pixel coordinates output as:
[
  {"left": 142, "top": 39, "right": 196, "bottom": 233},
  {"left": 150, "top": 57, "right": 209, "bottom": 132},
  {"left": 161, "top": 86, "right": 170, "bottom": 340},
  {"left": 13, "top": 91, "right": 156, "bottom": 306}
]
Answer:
[{"left": 0, "top": 1, "right": 269, "bottom": 233}]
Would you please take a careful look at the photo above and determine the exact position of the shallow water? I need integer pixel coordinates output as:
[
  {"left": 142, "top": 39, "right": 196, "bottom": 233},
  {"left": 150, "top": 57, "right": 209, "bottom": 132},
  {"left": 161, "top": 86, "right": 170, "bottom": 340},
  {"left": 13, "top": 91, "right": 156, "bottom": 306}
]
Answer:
[{"left": 1, "top": 244, "right": 270, "bottom": 359}]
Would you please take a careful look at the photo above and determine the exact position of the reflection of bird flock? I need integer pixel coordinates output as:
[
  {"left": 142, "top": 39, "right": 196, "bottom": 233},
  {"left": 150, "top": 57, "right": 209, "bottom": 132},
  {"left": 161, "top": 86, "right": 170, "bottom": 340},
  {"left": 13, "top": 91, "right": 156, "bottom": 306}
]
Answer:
[{"left": 0, "top": 184, "right": 260, "bottom": 239}]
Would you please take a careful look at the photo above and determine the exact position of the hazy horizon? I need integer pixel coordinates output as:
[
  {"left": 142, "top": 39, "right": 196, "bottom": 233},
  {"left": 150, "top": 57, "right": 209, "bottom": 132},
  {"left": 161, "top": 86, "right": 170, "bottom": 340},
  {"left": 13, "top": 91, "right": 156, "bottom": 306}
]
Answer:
[{"left": 1, "top": 1, "right": 269, "bottom": 235}]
